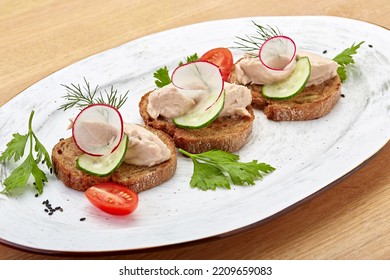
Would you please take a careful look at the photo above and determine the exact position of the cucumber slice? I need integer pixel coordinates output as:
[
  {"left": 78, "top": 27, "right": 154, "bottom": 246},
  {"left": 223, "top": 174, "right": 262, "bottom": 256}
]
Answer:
[
  {"left": 173, "top": 90, "right": 225, "bottom": 129},
  {"left": 76, "top": 135, "right": 128, "bottom": 177},
  {"left": 262, "top": 56, "right": 311, "bottom": 100},
  {"left": 171, "top": 61, "right": 225, "bottom": 129}
]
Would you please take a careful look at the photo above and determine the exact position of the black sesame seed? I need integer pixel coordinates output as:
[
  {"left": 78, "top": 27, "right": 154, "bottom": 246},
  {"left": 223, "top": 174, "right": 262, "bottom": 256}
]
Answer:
[
  {"left": 50, "top": 168, "right": 53, "bottom": 174},
  {"left": 80, "top": 217, "right": 86, "bottom": 221},
  {"left": 35, "top": 193, "right": 39, "bottom": 198},
  {"left": 341, "top": 94, "right": 345, "bottom": 98},
  {"left": 41, "top": 199, "right": 63, "bottom": 216},
  {"left": 323, "top": 50, "right": 327, "bottom": 54},
  {"left": 368, "top": 44, "right": 373, "bottom": 48}
]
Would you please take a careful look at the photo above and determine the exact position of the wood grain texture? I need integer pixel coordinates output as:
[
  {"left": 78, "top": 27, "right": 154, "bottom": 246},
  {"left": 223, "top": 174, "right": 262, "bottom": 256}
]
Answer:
[{"left": 1, "top": 0, "right": 389, "bottom": 259}]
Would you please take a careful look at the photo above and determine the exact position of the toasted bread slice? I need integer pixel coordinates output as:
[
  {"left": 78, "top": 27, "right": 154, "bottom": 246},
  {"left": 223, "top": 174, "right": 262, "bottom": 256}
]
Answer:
[
  {"left": 230, "top": 67, "right": 341, "bottom": 121},
  {"left": 51, "top": 126, "right": 177, "bottom": 193},
  {"left": 139, "top": 91, "right": 255, "bottom": 154}
]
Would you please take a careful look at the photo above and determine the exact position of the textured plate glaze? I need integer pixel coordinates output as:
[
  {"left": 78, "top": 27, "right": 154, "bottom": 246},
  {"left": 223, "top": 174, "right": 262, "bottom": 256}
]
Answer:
[{"left": 0, "top": 16, "right": 389, "bottom": 254}]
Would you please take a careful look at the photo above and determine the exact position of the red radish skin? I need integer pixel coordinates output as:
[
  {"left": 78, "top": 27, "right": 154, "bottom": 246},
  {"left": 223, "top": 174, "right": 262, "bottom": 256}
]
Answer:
[
  {"left": 259, "top": 35, "right": 297, "bottom": 71},
  {"left": 72, "top": 104, "right": 124, "bottom": 157},
  {"left": 171, "top": 61, "right": 224, "bottom": 111}
]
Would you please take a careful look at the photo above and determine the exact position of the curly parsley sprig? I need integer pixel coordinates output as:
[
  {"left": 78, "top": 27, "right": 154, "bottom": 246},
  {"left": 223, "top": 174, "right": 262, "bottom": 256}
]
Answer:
[
  {"left": 179, "top": 149, "right": 275, "bottom": 191},
  {"left": 0, "top": 111, "right": 52, "bottom": 195}
]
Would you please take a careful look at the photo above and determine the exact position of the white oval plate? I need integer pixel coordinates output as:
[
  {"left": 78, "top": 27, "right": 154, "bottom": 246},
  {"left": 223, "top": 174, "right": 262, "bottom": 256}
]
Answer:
[{"left": 1, "top": 16, "right": 389, "bottom": 254}]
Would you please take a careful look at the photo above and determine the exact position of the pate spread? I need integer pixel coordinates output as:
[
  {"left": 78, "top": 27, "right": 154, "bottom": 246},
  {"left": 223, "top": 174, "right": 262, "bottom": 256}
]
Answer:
[
  {"left": 234, "top": 53, "right": 296, "bottom": 85},
  {"left": 220, "top": 83, "right": 252, "bottom": 117},
  {"left": 69, "top": 120, "right": 170, "bottom": 167},
  {"left": 147, "top": 82, "right": 252, "bottom": 119},
  {"left": 234, "top": 49, "right": 338, "bottom": 86},
  {"left": 296, "top": 50, "right": 339, "bottom": 86},
  {"left": 123, "top": 123, "right": 171, "bottom": 167},
  {"left": 147, "top": 83, "right": 195, "bottom": 119}
]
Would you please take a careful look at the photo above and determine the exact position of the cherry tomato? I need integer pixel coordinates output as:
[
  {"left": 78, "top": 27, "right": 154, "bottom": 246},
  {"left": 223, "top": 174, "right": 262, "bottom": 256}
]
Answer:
[
  {"left": 85, "top": 183, "right": 139, "bottom": 216},
  {"left": 200, "top": 47, "right": 234, "bottom": 81}
]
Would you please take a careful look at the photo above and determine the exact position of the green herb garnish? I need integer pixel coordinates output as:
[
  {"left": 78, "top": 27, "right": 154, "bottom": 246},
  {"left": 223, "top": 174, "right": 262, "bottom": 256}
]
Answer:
[
  {"left": 234, "top": 21, "right": 282, "bottom": 56},
  {"left": 179, "top": 53, "right": 199, "bottom": 65},
  {"left": 153, "top": 66, "right": 171, "bottom": 88},
  {"left": 179, "top": 149, "right": 275, "bottom": 190},
  {"left": 333, "top": 41, "right": 364, "bottom": 82},
  {"left": 59, "top": 77, "right": 129, "bottom": 111},
  {"left": 153, "top": 53, "right": 198, "bottom": 88},
  {"left": 0, "top": 111, "right": 52, "bottom": 195}
]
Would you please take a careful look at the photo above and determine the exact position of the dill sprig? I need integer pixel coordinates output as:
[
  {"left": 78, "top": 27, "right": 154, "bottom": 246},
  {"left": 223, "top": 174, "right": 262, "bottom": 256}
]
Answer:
[
  {"left": 59, "top": 77, "right": 129, "bottom": 111},
  {"left": 233, "top": 21, "right": 283, "bottom": 56}
]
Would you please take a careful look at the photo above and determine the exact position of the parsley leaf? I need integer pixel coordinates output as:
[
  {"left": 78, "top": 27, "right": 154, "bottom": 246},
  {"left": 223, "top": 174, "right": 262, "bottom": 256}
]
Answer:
[
  {"left": 2, "top": 156, "right": 34, "bottom": 192},
  {"left": 190, "top": 160, "right": 230, "bottom": 190},
  {"left": 153, "top": 66, "right": 171, "bottom": 88},
  {"left": 0, "top": 133, "right": 28, "bottom": 162},
  {"left": 153, "top": 53, "right": 198, "bottom": 88},
  {"left": 333, "top": 41, "right": 364, "bottom": 82},
  {"left": 179, "top": 149, "right": 275, "bottom": 190},
  {"left": 33, "top": 133, "right": 52, "bottom": 170},
  {"left": 222, "top": 161, "right": 272, "bottom": 185},
  {"left": 179, "top": 53, "right": 199, "bottom": 65},
  {"left": 0, "top": 111, "right": 52, "bottom": 195},
  {"left": 336, "top": 66, "right": 347, "bottom": 83}
]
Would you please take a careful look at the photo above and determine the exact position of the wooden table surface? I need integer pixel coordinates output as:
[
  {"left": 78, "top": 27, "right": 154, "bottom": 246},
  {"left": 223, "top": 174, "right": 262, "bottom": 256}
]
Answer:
[{"left": 1, "top": 0, "right": 389, "bottom": 260}]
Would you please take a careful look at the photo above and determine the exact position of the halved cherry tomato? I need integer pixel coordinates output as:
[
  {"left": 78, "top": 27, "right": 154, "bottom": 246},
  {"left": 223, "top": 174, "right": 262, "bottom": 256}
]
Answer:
[
  {"left": 200, "top": 47, "right": 234, "bottom": 81},
  {"left": 85, "top": 182, "right": 139, "bottom": 216}
]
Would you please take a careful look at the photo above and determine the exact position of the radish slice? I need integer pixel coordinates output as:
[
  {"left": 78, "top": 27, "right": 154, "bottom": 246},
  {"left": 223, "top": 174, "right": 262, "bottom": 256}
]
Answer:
[
  {"left": 259, "top": 35, "right": 296, "bottom": 71},
  {"left": 72, "top": 104, "right": 124, "bottom": 156},
  {"left": 171, "top": 61, "right": 224, "bottom": 110}
]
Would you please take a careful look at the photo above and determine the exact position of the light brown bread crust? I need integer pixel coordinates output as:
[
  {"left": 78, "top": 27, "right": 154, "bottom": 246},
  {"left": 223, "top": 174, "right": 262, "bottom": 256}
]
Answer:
[
  {"left": 139, "top": 91, "right": 255, "bottom": 154},
  {"left": 229, "top": 66, "right": 342, "bottom": 121},
  {"left": 51, "top": 127, "right": 177, "bottom": 193}
]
